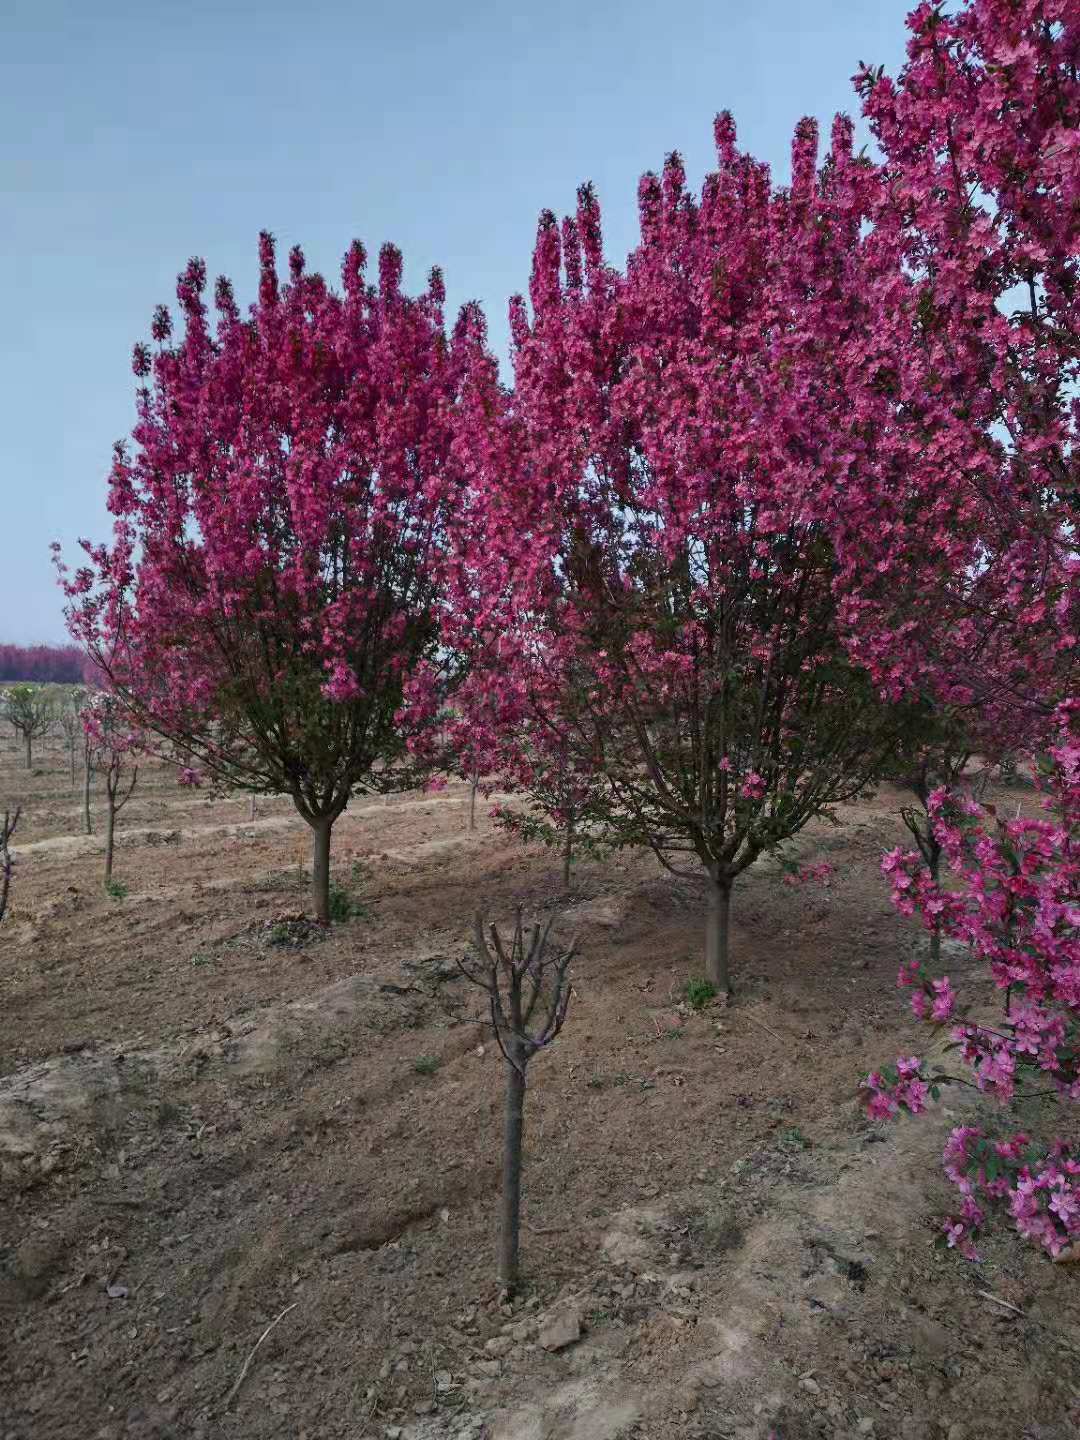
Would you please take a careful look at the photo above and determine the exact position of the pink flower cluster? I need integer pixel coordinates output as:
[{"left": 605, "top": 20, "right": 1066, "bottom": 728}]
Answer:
[
  {"left": 871, "top": 710, "right": 1080, "bottom": 1258},
  {"left": 782, "top": 861, "right": 835, "bottom": 889}
]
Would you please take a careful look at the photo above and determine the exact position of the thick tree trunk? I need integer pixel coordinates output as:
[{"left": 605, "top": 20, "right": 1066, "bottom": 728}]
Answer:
[
  {"left": 499, "top": 1054, "right": 526, "bottom": 1291},
  {"left": 469, "top": 775, "right": 478, "bottom": 832},
  {"left": 705, "top": 870, "right": 733, "bottom": 996},
  {"left": 24, "top": 733, "right": 31, "bottom": 771},
  {"left": 311, "top": 815, "right": 333, "bottom": 924},
  {"left": 104, "top": 801, "right": 116, "bottom": 888},
  {"left": 83, "top": 748, "right": 92, "bottom": 835},
  {"left": 561, "top": 819, "right": 574, "bottom": 892}
]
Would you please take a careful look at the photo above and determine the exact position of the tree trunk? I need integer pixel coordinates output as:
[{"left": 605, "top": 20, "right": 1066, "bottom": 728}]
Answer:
[
  {"left": 499, "top": 1054, "right": 526, "bottom": 1292},
  {"left": 83, "top": 748, "right": 92, "bottom": 835},
  {"left": 469, "top": 775, "right": 478, "bottom": 832},
  {"left": 928, "top": 842, "right": 942, "bottom": 966},
  {"left": 104, "top": 800, "right": 116, "bottom": 888},
  {"left": 69, "top": 738, "right": 76, "bottom": 791},
  {"left": 561, "top": 818, "right": 574, "bottom": 892},
  {"left": 311, "top": 815, "right": 333, "bottom": 924},
  {"left": 705, "top": 870, "right": 733, "bottom": 996},
  {"left": 24, "top": 733, "right": 31, "bottom": 771},
  {"left": 249, "top": 793, "right": 257, "bottom": 822}
]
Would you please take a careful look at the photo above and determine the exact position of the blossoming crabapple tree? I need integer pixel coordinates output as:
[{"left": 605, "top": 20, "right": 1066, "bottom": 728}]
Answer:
[
  {"left": 429, "top": 665, "right": 614, "bottom": 889},
  {"left": 59, "top": 234, "right": 494, "bottom": 923},
  {"left": 489, "top": 718, "right": 612, "bottom": 892},
  {"left": 466, "top": 120, "right": 928, "bottom": 994},
  {"left": 841, "top": 0, "right": 1079, "bottom": 707},
  {"left": 855, "top": 0, "right": 1080, "bottom": 1259}
]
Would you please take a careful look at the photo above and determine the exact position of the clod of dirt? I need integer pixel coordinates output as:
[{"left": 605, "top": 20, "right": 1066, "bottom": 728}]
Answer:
[
  {"left": 12, "top": 1233, "right": 67, "bottom": 1299},
  {"left": 538, "top": 1306, "right": 582, "bottom": 1352},
  {"left": 599, "top": 1205, "right": 665, "bottom": 1270},
  {"left": 563, "top": 895, "right": 626, "bottom": 929},
  {"left": 490, "top": 1375, "right": 641, "bottom": 1440}
]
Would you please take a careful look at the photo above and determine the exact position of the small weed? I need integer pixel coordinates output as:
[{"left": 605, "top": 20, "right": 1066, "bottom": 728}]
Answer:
[
  {"left": 251, "top": 869, "right": 307, "bottom": 895},
  {"left": 658, "top": 1027, "right": 685, "bottom": 1041},
  {"left": 268, "top": 922, "right": 293, "bottom": 946},
  {"left": 328, "top": 879, "right": 369, "bottom": 923},
  {"left": 413, "top": 1055, "right": 440, "bottom": 1076},
  {"left": 191, "top": 951, "right": 212, "bottom": 967},
  {"left": 777, "top": 1125, "right": 810, "bottom": 1152},
  {"left": 105, "top": 879, "right": 129, "bottom": 901},
  {"left": 685, "top": 977, "right": 717, "bottom": 1011},
  {"left": 677, "top": 1202, "right": 744, "bottom": 1255},
  {"left": 156, "top": 1099, "right": 182, "bottom": 1128}
]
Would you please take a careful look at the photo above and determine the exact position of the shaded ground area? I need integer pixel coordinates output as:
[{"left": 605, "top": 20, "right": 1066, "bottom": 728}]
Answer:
[{"left": 0, "top": 733, "right": 1077, "bottom": 1439}]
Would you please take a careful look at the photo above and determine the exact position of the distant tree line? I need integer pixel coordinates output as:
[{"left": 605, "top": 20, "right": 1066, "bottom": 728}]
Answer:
[{"left": 0, "top": 643, "right": 91, "bottom": 684}]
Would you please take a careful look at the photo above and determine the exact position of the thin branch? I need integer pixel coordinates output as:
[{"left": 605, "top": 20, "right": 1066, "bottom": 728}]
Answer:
[{"left": 223, "top": 1302, "right": 298, "bottom": 1410}]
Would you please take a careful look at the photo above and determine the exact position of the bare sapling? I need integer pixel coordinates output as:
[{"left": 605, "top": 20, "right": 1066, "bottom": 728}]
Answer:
[
  {"left": 82, "top": 694, "right": 142, "bottom": 891},
  {"left": 0, "top": 808, "right": 20, "bottom": 923},
  {"left": 57, "top": 690, "right": 86, "bottom": 791},
  {"left": 460, "top": 909, "right": 576, "bottom": 1292},
  {"left": 103, "top": 757, "right": 139, "bottom": 890},
  {"left": 83, "top": 733, "right": 93, "bottom": 835}
]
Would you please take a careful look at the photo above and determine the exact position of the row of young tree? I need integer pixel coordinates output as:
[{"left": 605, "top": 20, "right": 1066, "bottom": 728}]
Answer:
[
  {"left": 0, "top": 685, "right": 140, "bottom": 888},
  {"left": 43, "top": 0, "right": 1078, "bottom": 1261}
]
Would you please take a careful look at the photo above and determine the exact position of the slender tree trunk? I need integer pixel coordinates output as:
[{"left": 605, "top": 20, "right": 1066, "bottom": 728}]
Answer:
[
  {"left": 469, "top": 774, "right": 478, "bottom": 832},
  {"left": 500, "top": 1052, "right": 526, "bottom": 1292},
  {"left": 24, "top": 733, "right": 31, "bottom": 771},
  {"left": 82, "top": 748, "right": 92, "bottom": 840},
  {"left": 249, "top": 793, "right": 257, "bottom": 822},
  {"left": 561, "top": 818, "right": 574, "bottom": 892},
  {"left": 69, "top": 737, "right": 76, "bottom": 791},
  {"left": 104, "top": 799, "right": 116, "bottom": 888},
  {"left": 705, "top": 870, "right": 733, "bottom": 996},
  {"left": 928, "top": 841, "right": 942, "bottom": 966},
  {"left": 311, "top": 815, "right": 333, "bottom": 924}
]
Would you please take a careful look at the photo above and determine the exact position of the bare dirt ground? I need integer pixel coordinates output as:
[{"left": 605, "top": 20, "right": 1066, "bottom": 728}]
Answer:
[{"left": 1, "top": 733, "right": 1078, "bottom": 1440}]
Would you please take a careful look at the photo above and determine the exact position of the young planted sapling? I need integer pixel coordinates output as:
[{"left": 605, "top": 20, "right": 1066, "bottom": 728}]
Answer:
[
  {"left": 82, "top": 694, "right": 142, "bottom": 890},
  {"left": 460, "top": 909, "right": 575, "bottom": 1291},
  {"left": 0, "top": 807, "right": 20, "bottom": 923},
  {"left": 1, "top": 684, "right": 55, "bottom": 771},
  {"left": 57, "top": 689, "right": 87, "bottom": 791}
]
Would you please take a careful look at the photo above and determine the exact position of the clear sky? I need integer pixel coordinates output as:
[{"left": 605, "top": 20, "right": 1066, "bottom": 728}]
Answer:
[{"left": 1, "top": 0, "right": 912, "bottom": 644}]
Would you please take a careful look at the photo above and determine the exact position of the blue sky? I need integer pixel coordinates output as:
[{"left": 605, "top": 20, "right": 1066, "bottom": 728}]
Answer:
[{"left": 1, "top": 0, "right": 911, "bottom": 644}]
